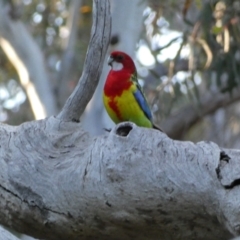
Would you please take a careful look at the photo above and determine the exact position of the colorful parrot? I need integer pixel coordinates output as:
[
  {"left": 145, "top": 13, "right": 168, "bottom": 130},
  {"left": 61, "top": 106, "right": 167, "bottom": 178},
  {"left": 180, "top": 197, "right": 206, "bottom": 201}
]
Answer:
[{"left": 103, "top": 51, "right": 162, "bottom": 131}]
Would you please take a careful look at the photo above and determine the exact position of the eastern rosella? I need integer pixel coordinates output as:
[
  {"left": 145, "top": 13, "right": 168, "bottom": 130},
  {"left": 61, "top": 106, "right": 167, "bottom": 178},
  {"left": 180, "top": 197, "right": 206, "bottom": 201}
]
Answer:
[{"left": 103, "top": 51, "right": 162, "bottom": 131}]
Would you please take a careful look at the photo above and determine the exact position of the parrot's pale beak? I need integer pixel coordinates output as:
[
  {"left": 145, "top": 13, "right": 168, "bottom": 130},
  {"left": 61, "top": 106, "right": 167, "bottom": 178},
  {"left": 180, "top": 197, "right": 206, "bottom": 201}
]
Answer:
[{"left": 107, "top": 56, "right": 114, "bottom": 66}]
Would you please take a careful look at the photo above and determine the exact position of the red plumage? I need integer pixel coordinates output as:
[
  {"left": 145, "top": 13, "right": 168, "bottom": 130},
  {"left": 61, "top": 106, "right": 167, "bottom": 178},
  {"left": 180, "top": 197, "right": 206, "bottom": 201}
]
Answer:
[
  {"left": 103, "top": 51, "right": 164, "bottom": 132},
  {"left": 103, "top": 51, "right": 136, "bottom": 97}
]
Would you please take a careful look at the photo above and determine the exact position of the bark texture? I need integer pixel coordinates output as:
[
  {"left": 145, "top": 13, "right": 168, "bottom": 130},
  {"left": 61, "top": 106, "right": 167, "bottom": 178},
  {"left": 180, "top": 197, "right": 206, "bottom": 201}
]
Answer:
[
  {"left": 57, "top": 0, "right": 111, "bottom": 122},
  {"left": 56, "top": 0, "right": 83, "bottom": 109},
  {"left": 0, "top": 117, "right": 238, "bottom": 240}
]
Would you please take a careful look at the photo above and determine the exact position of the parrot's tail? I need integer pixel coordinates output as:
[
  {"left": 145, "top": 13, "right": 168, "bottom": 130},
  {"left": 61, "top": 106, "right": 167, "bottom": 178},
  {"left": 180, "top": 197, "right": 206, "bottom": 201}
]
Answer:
[{"left": 152, "top": 123, "right": 164, "bottom": 132}]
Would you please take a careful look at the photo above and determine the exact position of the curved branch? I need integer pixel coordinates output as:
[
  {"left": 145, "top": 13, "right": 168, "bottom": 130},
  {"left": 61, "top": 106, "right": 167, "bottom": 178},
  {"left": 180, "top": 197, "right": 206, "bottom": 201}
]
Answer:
[
  {"left": 57, "top": 0, "right": 111, "bottom": 122},
  {"left": 56, "top": 0, "right": 83, "bottom": 109},
  {"left": 163, "top": 88, "right": 240, "bottom": 139}
]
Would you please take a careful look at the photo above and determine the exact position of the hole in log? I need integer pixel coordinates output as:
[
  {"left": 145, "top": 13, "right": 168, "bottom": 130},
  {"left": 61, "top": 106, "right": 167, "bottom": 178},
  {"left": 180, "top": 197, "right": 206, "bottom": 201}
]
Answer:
[
  {"left": 116, "top": 124, "right": 133, "bottom": 136},
  {"left": 225, "top": 179, "right": 240, "bottom": 189},
  {"left": 216, "top": 151, "right": 230, "bottom": 179}
]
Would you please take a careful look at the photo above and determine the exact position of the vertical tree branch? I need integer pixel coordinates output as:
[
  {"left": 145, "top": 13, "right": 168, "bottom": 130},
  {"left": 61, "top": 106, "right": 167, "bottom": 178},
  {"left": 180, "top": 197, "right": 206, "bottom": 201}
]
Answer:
[
  {"left": 57, "top": 0, "right": 111, "bottom": 122},
  {"left": 56, "top": 0, "right": 83, "bottom": 109}
]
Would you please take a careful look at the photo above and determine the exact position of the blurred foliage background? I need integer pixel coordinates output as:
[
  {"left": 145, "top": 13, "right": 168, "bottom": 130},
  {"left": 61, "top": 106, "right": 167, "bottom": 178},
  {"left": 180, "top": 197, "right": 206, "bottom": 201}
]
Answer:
[{"left": 1, "top": 0, "right": 240, "bottom": 148}]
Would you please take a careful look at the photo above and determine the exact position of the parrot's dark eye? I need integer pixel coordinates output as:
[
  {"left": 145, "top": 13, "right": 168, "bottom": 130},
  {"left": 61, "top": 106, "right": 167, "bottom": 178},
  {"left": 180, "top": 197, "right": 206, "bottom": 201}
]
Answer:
[{"left": 116, "top": 55, "right": 124, "bottom": 61}]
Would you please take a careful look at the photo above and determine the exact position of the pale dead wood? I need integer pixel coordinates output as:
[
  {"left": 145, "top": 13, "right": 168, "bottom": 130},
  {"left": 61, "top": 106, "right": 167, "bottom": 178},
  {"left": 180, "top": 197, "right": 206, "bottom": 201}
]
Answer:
[
  {"left": 0, "top": 117, "right": 238, "bottom": 240},
  {"left": 57, "top": 0, "right": 111, "bottom": 122},
  {"left": 56, "top": 0, "right": 83, "bottom": 109}
]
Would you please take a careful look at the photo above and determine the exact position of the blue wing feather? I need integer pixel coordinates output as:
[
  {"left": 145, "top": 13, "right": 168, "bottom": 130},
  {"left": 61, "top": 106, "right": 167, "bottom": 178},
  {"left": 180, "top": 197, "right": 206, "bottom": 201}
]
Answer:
[
  {"left": 133, "top": 88, "right": 152, "bottom": 121},
  {"left": 130, "top": 72, "right": 153, "bottom": 121}
]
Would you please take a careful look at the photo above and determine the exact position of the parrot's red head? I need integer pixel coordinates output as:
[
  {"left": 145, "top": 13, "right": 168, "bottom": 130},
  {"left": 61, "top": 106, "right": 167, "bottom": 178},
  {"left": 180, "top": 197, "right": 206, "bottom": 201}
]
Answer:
[
  {"left": 104, "top": 51, "right": 137, "bottom": 97},
  {"left": 108, "top": 51, "right": 136, "bottom": 73}
]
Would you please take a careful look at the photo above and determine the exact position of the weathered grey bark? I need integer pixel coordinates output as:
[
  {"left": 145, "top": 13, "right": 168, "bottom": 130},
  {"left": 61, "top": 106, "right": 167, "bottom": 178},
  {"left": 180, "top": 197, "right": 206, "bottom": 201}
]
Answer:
[
  {"left": 56, "top": 0, "right": 83, "bottom": 109},
  {"left": 0, "top": 116, "right": 239, "bottom": 240},
  {"left": 0, "top": 0, "right": 57, "bottom": 118},
  {"left": 57, "top": 0, "right": 111, "bottom": 122},
  {"left": 0, "top": 1, "right": 240, "bottom": 240}
]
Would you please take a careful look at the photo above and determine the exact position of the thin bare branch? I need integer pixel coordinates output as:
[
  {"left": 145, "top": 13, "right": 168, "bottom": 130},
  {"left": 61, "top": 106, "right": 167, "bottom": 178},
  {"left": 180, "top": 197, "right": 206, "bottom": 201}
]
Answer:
[
  {"left": 56, "top": 0, "right": 83, "bottom": 109},
  {"left": 57, "top": 0, "right": 111, "bottom": 122}
]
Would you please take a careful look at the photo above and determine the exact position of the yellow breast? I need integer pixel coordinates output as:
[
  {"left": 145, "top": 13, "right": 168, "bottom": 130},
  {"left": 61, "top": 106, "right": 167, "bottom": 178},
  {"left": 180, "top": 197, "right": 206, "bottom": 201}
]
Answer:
[{"left": 103, "top": 86, "right": 152, "bottom": 128}]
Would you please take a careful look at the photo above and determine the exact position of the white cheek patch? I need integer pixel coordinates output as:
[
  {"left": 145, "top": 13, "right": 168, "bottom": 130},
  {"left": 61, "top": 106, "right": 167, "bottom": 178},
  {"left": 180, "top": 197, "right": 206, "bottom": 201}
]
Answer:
[{"left": 111, "top": 62, "right": 123, "bottom": 71}]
